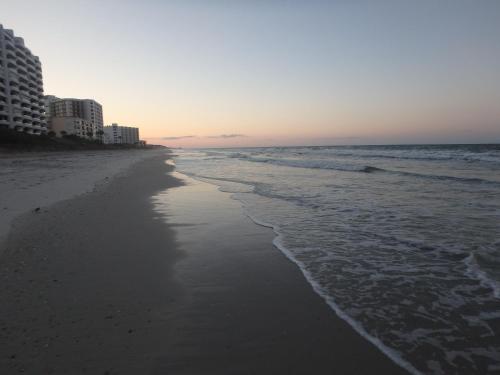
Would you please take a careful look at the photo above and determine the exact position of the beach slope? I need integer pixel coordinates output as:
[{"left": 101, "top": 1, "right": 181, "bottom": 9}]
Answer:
[{"left": 0, "top": 153, "right": 409, "bottom": 374}]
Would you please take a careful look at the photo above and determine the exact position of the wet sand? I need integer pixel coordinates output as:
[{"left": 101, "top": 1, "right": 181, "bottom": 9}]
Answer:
[{"left": 0, "top": 154, "right": 409, "bottom": 374}]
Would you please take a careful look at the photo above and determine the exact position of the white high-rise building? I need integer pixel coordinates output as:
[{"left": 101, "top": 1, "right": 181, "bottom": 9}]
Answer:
[
  {"left": 0, "top": 24, "right": 46, "bottom": 134},
  {"left": 103, "top": 123, "right": 140, "bottom": 144}
]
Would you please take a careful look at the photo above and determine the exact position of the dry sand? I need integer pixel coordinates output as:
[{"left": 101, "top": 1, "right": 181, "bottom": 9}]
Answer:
[
  {"left": 0, "top": 152, "right": 410, "bottom": 374},
  {"left": 0, "top": 149, "right": 167, "bottom": 246}
]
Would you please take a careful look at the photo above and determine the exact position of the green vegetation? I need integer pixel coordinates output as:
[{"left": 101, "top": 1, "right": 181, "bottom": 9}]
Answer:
[{"left": 0, "top": 128, "right": 156, "bottom": 151}]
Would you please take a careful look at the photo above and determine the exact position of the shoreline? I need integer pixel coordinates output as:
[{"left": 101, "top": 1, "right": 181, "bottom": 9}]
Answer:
[{"left": 1, "top": 153, "right": 409, "bottom": 374}]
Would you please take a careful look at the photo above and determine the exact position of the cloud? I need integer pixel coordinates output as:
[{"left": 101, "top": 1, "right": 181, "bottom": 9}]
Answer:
[
  {"left": 160, "top": 135, "right": 196, "bottom": 140},
  {"left": 154, "top": 134, "right": 247, "bottom": 141},
  {"left": 206, "top": 134, "right": 247, "bottom": 139}
]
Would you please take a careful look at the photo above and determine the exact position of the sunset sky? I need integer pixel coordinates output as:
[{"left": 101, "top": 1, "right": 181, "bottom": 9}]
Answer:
[{"left": 3, "top": 0, "right": 500, "bottom": 147}]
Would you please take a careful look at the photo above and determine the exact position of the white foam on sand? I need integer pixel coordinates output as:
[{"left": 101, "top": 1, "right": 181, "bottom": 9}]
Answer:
[
  {"left": 0, "top": 149, "right": 167, "bottom": 246},
  {"left": 245, "top": 212, "right": 423, "bottom": 375}
]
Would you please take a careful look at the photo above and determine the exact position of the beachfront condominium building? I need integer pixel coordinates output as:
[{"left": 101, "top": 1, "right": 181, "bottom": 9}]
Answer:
[
  {"left": 43, "top": 95, "right": 58, "bottom": 126},
  {"left": 45, "top": 97, "right": 104, "bottom": 141},
  {"left": 50, "top": 117, "right": 96, "bottom": 140},
  {"left": 0, "top": 25, "right": 46, "bottom": 134},
  {"left": 103, "top": 123, "right": 140, "bottom": 144}
]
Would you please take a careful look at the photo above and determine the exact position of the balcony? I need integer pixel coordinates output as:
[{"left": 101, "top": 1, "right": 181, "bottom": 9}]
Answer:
[
  {"left": 15, "top": 50, "right": 24, "bottom": 58},
  {"left": 26, "top": 92, "right": 38, "bottom": 101},
  {"left": 5, "top": 42, "right": 15, "bottom": 52}
]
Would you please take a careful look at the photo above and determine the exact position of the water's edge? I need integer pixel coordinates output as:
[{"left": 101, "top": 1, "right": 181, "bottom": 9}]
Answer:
[{"left": 174, "top": 169, "right": 422, "bottom": 375}]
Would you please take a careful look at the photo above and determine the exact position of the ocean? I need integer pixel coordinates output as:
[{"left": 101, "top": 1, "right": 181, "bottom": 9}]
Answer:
[{"left": 172, "top": 144, "right": 500, "bottom": 375}]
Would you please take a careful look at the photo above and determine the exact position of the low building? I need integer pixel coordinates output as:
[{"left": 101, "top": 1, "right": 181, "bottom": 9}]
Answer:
[{"left": 103, "top": 123, "right": 140, "bottom": 144}]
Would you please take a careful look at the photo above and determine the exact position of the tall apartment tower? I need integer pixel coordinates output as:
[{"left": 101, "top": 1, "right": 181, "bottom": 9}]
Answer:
[
  {"left": 45, "top": 97, "right": 104, "bottom": 141},
  {"left": 0, "top": 25, "right": 46, "bottom": 134},
  {"left": 82, "top": 99, "right": 103, "bottom": 139},
  {"left": 43, "top": 95, "right": 58, "bottom": 128}
]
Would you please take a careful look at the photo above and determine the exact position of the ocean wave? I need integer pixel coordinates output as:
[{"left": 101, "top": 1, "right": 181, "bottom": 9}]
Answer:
[
  {"left": 274, "top": 145, "right": 500, "bottom": 163},
  {"left": 212, "top": 145, "right": 500, "bottom": 165},
  {"left": 236, "top": 155, "right": 499, "bottom": 185},
  {"left": 310, "top": 150, "right": 500, "bottom": 164},
  {"left": 243, "top": 155, "right": 380, "bottom": 172},
  {"left": 465, "top": 243, "right": 500, "bottom": 299},
  {"left": 384, "top": 169, "right": 499, "bottom": 185}
]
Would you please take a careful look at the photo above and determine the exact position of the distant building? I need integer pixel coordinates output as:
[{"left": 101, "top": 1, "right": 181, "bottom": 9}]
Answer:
[
  {"left": 44, "top": 97, "right": 104, "bottom": 140},
  {"left": 50, "top": 117, "right": 95, "bottom": 139},
  {"left": 103, "top": 123, "right": 140, "bottom": 144},
  {"left": 43, "top": 95, "right": 58, "bottom": 128},
  {"left": 0, "top": 24, "right": 47, "bottom": 134}
]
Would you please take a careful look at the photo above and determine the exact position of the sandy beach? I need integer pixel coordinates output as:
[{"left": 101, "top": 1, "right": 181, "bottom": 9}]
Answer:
[
  {"left": 0, "top": 151, "right": 409, "bottom": 374},
  {"left": 0, "top": 149, "right": 167, "bottom": 246}
]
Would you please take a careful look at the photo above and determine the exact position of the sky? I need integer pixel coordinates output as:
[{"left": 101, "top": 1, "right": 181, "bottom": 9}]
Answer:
[{"left": 2, "top": 0, "right": 500, "bottom": 147}]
